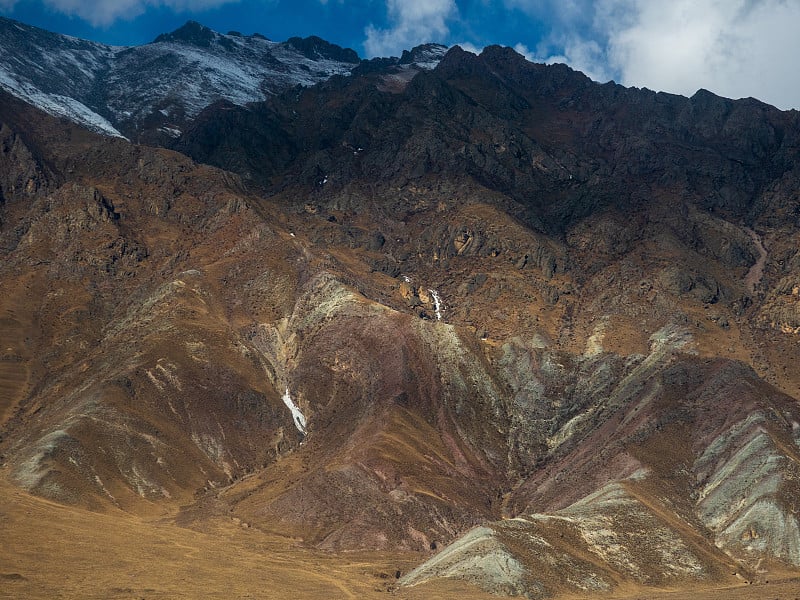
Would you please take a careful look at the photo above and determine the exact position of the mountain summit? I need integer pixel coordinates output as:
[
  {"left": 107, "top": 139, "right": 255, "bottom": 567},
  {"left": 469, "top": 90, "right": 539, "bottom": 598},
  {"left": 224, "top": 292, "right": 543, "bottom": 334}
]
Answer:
[
  {"left": 152, "top": 20, "right": 225, "bottom": 46},
  {"left": 0, "top": 17, "right": 454, "bottom": 145},
  {"left": 0, "top": 17, "right": 365, "bottom": 141}
]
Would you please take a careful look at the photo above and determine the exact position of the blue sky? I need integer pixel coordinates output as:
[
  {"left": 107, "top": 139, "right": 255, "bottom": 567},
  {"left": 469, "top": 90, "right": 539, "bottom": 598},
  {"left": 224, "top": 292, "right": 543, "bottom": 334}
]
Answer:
[
  {"left": 0, "top": 0, "right": 553, "bottom": 54},
  {"left": 1, "top": 0, "right": 799, "bottom": 110}
]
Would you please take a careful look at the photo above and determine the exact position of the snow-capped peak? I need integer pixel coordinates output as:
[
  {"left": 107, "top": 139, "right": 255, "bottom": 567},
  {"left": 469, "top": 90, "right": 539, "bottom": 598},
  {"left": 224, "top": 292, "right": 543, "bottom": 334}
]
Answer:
[
  {"left": 0, "top": 17, "right": 453, "bottom": 141},
  {"left": 0, "top": 16, "right": 361, "bottom": 139},
  {"left": 399, "top": 43, "right": 449, "bottom": 70}
]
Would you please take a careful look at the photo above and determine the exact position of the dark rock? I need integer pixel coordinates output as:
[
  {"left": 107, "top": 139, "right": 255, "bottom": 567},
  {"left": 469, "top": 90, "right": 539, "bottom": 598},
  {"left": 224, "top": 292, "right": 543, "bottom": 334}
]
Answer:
[{"left": 285, "top": 36, "right": 359, "bottom": 63}]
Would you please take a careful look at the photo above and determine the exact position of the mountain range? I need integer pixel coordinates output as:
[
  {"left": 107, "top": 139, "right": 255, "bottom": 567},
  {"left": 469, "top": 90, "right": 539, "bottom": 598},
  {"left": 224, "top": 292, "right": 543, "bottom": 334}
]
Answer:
[
  {"left": 0, "top": 17, "right": 445, "bottom": 142},
  {"left": 1, "top": 16, "right": 800, "bottom": 599}
]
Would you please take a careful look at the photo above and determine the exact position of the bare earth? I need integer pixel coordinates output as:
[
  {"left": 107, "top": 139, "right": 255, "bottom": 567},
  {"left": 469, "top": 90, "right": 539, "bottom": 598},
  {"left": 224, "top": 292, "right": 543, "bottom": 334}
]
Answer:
[{"left": 2, "top": 469, "right": 798, "bottom": 600}]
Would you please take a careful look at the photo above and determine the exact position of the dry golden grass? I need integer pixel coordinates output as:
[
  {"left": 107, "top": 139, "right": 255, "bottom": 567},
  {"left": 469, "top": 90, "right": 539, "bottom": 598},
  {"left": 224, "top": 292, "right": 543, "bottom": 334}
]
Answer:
[
  {"left": 0, "top": 468, "right": 498, "bottom": 599},
  {"left": 3, "top": 466, "right": 799, "bottom": 600}
]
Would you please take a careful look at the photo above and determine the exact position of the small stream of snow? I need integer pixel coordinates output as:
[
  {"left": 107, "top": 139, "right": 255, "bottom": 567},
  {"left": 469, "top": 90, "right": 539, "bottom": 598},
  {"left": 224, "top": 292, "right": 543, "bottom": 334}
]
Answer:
[
  {"left": 282, "top": 387, "right": 307, "bottom": 434},
  {"left": 429, "top": 289, "right": 443, "bottom": 321}
]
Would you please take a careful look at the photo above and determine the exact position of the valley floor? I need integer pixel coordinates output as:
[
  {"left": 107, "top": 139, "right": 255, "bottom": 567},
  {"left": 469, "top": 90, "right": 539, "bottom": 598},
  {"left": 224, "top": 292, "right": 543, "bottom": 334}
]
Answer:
[
  {"left": 0, "top": 466, "right": 491, "bottom": 599},
  {"left": 1, "top": 467, "right": 799, "bottom": 600}
]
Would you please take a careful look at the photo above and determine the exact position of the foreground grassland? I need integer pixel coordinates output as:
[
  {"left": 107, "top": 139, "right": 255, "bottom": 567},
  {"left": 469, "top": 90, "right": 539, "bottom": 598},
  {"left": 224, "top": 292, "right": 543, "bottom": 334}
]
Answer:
[{"left": 3, "top": 470, "right": 799, "bottom": 600}]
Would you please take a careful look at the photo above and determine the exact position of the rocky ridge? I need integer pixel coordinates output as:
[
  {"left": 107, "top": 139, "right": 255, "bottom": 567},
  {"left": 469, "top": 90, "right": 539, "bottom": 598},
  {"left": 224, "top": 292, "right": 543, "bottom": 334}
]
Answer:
[
  {"left": 0, "top": 17, "right": 450, "bottom": 144},
  {"left": 0, "top": 18, "right": 364, "bottom": 141}
]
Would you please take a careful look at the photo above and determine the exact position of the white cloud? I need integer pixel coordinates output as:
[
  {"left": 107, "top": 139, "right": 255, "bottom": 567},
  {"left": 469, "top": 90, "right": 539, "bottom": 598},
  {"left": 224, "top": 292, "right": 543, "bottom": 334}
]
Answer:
[
  {"left": 544, "top": 35, "right": 611, "bottom": 82},
  {"left": 364, "top": 0, "right": 456, "bottom": 57},
  {"left": 455, "top": 41, "right": 483, "bottom": 55},
  {"left": 513, "top": 42, "right": 532, "bottom": 59},
  {"left": 0, "top": 0, "right": 18, "bottom": 10},
  {"left": 507, "top": 0, "right": 800, "bottom": 109},
  {"left": 499, "top": 0, "right": 800, "bottom": 109},
  {"left": 504, "top": 0, "right": 580, "bottom": 21},
  {"left": 502, "top": 0, "right": 612, "bottom": 82},
  {"left": 34, "top": 0, "right": 239, "bottom": 27},
  {"left": 600, "top": 0, "right": 800, "bottom": 109}
]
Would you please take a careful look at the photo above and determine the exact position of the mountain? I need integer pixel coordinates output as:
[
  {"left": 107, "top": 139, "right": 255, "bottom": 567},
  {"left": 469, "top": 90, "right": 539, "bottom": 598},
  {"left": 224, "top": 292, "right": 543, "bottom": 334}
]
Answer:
[
  {"left": 0, "top": 17, "right": 449, "bottom": 144},
  {"left": 0, "top": 17, "right": 367, "bottom": 141},
  {"left": 2, "top": 18, "right": 800, "bottom": 600}
]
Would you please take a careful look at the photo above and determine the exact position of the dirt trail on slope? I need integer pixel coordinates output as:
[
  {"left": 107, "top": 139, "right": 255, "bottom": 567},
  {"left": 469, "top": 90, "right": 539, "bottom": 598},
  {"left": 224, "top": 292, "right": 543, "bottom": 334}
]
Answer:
[{"left": 744, "top": 228, "right": 768, "bottom": 294}]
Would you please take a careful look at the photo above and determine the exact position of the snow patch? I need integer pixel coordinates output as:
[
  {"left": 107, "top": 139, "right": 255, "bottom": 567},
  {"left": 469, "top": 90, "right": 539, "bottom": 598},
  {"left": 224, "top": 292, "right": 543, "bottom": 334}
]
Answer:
[
  {"left": 0, "top": 23, "right": 359, "bottom": 137},
  {"left": 0, "top": 68, "right": 126, "bottom": 138},
  {"left": 158, "top": 126, "right": 182, "bottom": 138},
  {"left": 282, "top": 387, "right": 307, "bottom": 434},
  {"left": 429, "top": 289, "right": 444, "bottom": 321}
]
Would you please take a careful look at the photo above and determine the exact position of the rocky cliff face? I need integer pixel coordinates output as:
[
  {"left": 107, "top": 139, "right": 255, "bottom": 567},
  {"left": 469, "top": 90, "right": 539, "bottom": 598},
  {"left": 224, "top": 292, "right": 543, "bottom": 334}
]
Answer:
[{"left": 1, "top": 20, "right": 800, "bottom": 599}]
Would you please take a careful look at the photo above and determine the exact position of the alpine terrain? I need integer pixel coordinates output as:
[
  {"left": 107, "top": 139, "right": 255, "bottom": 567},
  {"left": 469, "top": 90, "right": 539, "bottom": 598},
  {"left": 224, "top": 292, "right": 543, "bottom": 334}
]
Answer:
[{"left": 2, "top": 16, "right": 800, "bottom": 600}]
